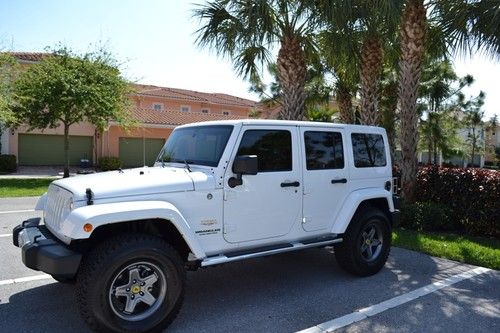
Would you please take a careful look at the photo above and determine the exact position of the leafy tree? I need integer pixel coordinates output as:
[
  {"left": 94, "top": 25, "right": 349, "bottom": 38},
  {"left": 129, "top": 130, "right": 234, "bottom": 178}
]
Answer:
[
  {"left": 0, "top": 53, "right": 20, "bottom": 152},
  {"left": 417, "top": 59, "right": 473, "bottom": 164},
  {"left": 14, "top": 47, "right": 133, "bottom": 177},
  {"left": 193, "top": 0, "right": 322, "bottom": 120},
  {"left": 461, "top": 91, "right": 486, "bottom": 167}
]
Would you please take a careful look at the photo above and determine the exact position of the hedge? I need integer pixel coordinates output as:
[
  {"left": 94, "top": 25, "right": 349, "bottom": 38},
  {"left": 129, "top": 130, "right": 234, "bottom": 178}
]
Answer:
[
  {"left": 414, "top": 166, "right": 499, "bottom": 237},
  {"left": 99, "top": 157, "right": 122, "bottom": 171},
  {"left": 0, "top": 155, "right": 17, "bottom": 173}
]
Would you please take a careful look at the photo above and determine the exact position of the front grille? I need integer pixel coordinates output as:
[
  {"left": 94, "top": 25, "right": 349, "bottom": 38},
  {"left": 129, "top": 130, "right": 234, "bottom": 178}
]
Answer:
[{"left": 44, "top": 185, "right": 72, "bottom": 232}]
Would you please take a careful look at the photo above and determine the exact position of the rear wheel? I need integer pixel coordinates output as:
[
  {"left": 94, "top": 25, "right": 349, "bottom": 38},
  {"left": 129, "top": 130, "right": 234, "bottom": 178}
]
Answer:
[
  {"left": 334, "top": 207, "right": 391, "bottom": 276},
  {"left": 76, "top": 234, "right": 185, "bottom": 333}
]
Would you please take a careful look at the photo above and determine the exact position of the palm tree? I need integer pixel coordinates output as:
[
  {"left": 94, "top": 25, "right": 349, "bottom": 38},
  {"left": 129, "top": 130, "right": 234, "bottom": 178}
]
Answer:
[
  {"left": 193, "top": 0, "right": 321, "bottom": 120},
  {"left": 321, "top": 1, "right": 404, "bottom": 126},
  {"left": 397, "top": 0, "right": 500, "bottom": 201},
  {"left": 318, "top": 28, "right": 359, "bottom": 124}
]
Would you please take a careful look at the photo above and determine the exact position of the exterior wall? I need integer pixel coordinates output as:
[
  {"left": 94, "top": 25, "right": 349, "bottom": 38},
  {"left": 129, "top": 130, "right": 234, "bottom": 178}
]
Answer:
[
  {"left": 134, "top": 95, "right": 252, "bottom": 117},
  {"left": 103, "top": 125, "right": 173, "bottom": 158},
  {"left": 484, "top": 125, "right": 500, "bottom": 163}
]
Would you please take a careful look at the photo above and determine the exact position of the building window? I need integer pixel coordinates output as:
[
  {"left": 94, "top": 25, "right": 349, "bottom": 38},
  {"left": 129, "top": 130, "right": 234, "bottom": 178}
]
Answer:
[
  {"left": 201, "top": 108, "right": 210, "bottom": 114},
  {"left": 153, "top": 103, "right": 163, "bottom": 110},
  {"left": 222, "top": 110, "right": 230, "bottom": 116},
  {"left": 180, "top": 105, "right": 190, "bottom": 112}
]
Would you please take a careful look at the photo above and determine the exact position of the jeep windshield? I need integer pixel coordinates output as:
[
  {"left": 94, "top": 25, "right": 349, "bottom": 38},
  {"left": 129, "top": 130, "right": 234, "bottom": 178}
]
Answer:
[{"left": 157, "top": 125, "right": 233, "bottom": 167}]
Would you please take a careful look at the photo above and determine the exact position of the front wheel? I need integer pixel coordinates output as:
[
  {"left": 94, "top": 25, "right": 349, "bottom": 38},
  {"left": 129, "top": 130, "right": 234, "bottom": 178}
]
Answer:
[
  {"left": 76, "top": 234, "right": 185, "bottom": 333},
  {"left": 334, "top": 207, "right": 391, "bottom": 276}
]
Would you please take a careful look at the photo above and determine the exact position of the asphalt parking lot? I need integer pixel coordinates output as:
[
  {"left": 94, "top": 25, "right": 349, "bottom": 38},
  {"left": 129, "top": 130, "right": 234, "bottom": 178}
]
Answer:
[{"left": 0, "top": 197, "right": 498, "bottom": 332}]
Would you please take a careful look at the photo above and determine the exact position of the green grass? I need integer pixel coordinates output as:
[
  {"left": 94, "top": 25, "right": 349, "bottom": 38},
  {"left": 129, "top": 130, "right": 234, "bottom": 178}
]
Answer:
[
  {"left": 393, "top": 228, "right": 500, "bottom": 270},
  {"left": 0, "top": 178, "right": 56, "bottom": 197}
]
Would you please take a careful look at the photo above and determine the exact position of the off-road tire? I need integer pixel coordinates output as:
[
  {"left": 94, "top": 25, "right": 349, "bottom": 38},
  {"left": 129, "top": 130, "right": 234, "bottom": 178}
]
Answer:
[
  {"left": 334, "top": 207, "right": 391, "bottom": 276},
  {"left": 75, "top": 234, "right": 185, "bottom": 333}
]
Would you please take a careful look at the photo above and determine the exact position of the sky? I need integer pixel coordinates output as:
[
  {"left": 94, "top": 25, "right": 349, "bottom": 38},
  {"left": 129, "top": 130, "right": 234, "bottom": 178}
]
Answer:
[{"left": 1, "top": 0, "right": 498, "bottom": 119}]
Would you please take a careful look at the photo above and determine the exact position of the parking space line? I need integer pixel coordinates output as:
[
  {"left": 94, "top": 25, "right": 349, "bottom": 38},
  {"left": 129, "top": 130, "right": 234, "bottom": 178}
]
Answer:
[
  {"left": 297, "top": 266, "right": 492, "bottom": 333},
  {"left": 0, "top": 209, "right": 35, "bottom": 215},
  {"left": 0, "top": 233, "right": 12, "bottom": 238},
  {"left": 0, "top": 274, "right": 52, "bottom": 286}
]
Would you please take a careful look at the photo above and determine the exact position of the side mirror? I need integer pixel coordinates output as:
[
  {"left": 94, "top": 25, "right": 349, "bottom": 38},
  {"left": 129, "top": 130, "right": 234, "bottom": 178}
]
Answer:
[
  {"left": 232, "top": 155, "right": 258, "bottom": 175},
  {"left": 229, "top": 155, "right": 258, "bottom": 188}
]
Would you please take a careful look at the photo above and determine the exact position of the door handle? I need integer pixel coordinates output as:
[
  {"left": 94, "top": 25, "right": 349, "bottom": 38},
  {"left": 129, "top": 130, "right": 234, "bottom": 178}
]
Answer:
[
  {"left": 281, "top": 181, "right": 300, "bottom": 187},
  {"left": 331, "top": 178, "right": 347, "bottom": 184}
]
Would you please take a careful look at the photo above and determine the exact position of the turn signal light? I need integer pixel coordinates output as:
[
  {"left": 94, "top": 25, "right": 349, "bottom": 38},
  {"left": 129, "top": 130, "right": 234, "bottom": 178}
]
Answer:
[{"left": 83, "top": 223, "right": 93, "bottom": 233}]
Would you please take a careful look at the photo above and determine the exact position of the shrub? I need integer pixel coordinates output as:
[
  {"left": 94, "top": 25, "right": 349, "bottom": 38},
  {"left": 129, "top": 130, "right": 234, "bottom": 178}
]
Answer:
[
  {"left": 99, "top": 157, "right": 122, "bottom": 171},
  {"left": 0, "top": 155, "right": 17, "bottom": 173},
  {"left": 415, "top": 166, "right": 500, "bottom": 237},
  {"left": 400, "top": 201, "right": 455, "bottom": 232}
]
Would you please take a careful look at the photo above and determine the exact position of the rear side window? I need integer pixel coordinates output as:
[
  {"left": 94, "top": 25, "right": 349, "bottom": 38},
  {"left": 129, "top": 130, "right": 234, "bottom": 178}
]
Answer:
[
  {"left": 304, "top": 131, "right": 344, "bottom": 170},
  {"left": 236, "top": 130, "right": 292, "bottom": 172},
  {"left": 351, "top": 133, "right": 386, "bottom": 167}
]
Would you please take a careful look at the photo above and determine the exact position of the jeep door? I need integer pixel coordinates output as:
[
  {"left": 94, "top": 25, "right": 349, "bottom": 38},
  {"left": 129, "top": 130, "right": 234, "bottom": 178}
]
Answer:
[
  {"left": 223, "top": 125, "right": 302, "bottom": 243},
  {"left": 300, "top": 127, "right": 349, "bottom": 232}
]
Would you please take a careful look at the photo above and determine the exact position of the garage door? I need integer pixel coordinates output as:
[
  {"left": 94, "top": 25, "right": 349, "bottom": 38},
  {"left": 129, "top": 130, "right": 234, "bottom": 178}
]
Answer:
[
  {"left": 18, "top": 134, "right": 93, "bottom": 166},
  {"left": 119, "top": 138, "right": 165, "bottom": 168}
]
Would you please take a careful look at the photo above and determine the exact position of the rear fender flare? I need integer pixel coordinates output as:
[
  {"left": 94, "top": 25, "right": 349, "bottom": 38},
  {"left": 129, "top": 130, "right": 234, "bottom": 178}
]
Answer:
[{"left": 331, "top": 189, "right": 394, "bottom": 234}]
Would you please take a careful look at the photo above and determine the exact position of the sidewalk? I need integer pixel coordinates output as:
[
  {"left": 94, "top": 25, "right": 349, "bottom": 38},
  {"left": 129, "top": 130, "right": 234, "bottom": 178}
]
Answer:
[{"left": 0, "top": 166, "right": 94, "bottom": 179}]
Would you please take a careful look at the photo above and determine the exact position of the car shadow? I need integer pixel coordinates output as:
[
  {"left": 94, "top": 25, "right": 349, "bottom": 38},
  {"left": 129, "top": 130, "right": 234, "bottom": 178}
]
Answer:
[
  {"left": 0, "top": 280, "right": 89, "bottom": 332},
  {"left": 2, "top": 246, "right": 473, "bottom": 333}
]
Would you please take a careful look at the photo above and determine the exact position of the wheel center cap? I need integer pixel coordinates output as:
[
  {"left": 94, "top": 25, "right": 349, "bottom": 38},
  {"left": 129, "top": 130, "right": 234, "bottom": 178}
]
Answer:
[
  {"left": 131, "top": 285, "right": 141, "bottom": 294},
  {"left": 366, "top": 240, "right": 371, "bottom": 245}
]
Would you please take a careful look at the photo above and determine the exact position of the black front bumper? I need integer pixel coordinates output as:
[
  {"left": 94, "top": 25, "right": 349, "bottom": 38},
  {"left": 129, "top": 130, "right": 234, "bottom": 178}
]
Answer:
[{"left": 13, "top": 218, "right": 82, "bottom": 279}]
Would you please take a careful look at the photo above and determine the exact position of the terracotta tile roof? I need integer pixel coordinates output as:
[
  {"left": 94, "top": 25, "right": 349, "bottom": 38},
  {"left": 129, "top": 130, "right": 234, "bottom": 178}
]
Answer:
[
  {"left": 133, "top": 84, "right": 257, "bottom": 108},
  {"left": 133, "top": 107, "right": 248, "bottom": 126},
  {"left": 5, "top": 52, "right": 48, "bottom": 62}
]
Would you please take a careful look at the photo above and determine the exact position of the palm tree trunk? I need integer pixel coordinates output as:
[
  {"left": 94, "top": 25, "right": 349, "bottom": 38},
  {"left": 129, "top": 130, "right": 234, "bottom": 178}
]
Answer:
[
  {"left": 63, "top": 123, "right": 70, "bottom": 178},
  {"left": 277, "top": 34, "right": 307, "bottom": 120},
  {"left": 397, "top": 0, "right": 427, "bottom": 202},
  {"left": 360, "top": 36, "right": 383, "bottom": 126},
  {"left": 336, "top": 82, "right": 354, "bottom": 124}
]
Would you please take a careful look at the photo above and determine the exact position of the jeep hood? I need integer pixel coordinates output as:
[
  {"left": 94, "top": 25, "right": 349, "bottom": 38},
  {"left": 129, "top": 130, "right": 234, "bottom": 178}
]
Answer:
[{"left": 51, "top": 167, "right": 205, "bottom": 201}]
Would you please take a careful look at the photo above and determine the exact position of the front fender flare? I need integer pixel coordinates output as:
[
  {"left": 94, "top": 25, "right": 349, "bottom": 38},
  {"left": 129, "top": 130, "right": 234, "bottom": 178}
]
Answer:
[
  {"left": 61, "top": 201, "right": 206, "bottom": 259},
  {"left": 331, "top": 189, "right": 394, "bottom": 234}
]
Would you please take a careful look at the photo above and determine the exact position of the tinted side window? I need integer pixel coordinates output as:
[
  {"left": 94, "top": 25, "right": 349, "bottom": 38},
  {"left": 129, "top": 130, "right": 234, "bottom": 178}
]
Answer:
[
  {"left": 304, "top": 131, "right": 344, "bottom": 170},
  {"left": 351, "top": 133, "right": 387, "bottom": 167},
  {"left": 237, "top": 130, "right": 292, "bottom": 172}
]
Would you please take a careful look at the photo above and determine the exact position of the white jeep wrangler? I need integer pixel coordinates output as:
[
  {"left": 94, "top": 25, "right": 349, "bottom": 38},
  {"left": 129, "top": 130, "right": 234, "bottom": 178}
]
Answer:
[{"left": 14, "top": 119, "right": 400, "bottom": 332}]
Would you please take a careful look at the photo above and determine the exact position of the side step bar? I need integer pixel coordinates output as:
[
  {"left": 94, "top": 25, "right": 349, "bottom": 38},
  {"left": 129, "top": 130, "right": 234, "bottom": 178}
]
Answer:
[{"left": 200, "top": 237, "right": 343, "bottom": 267}]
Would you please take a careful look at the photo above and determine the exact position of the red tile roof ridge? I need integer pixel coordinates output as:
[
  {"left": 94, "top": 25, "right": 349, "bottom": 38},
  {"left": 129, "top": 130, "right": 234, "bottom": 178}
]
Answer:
[
  {"left": 133, "top": 107, "right": 248, "bottom": 126},
  {"left": 3, "top": 51, "right": 48, "bottom": 62}
]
